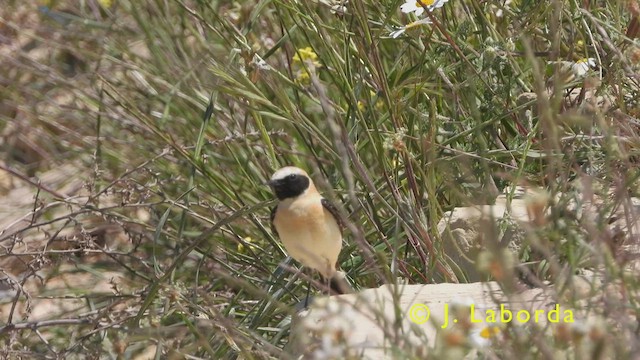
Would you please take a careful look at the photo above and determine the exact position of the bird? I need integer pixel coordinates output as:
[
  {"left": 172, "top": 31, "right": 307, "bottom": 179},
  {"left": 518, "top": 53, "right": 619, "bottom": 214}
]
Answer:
[{"left": 267, "top": 166, "right": 352, "bottom": 297}]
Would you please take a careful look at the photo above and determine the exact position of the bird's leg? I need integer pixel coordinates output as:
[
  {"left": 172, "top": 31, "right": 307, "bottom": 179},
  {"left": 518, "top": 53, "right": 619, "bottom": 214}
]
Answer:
[{"left": 293, "top": 268, "right": 314, "bottom": 311}]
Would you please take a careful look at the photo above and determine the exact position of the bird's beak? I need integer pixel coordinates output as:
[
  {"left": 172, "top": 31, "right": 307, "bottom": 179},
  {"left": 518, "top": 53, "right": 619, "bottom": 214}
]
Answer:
[{"left": 266, "top": 179, "right": 277, "bottom": 187}]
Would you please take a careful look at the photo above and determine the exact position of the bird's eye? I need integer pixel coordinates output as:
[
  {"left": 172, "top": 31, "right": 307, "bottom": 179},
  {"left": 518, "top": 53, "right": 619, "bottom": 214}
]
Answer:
[{"left": 286, "top": 174, "right": 297, "bottom": 180}]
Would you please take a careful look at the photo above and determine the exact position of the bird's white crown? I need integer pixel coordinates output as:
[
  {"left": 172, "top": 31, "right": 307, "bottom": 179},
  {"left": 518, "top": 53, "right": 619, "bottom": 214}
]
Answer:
[{"left": 270, "top": 166, "right": 309, "bottom": 181}]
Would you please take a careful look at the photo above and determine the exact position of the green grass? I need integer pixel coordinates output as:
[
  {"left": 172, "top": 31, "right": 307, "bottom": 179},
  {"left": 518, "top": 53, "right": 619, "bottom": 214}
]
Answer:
[{"left": 1, "top": 0, "right": 639, "bottom": 358}]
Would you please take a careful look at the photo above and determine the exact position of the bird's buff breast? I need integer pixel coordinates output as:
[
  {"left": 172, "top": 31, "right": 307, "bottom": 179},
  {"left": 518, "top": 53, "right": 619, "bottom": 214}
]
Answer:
[{"left": 273, "top": 197, "right": 342, "bottom": 276}]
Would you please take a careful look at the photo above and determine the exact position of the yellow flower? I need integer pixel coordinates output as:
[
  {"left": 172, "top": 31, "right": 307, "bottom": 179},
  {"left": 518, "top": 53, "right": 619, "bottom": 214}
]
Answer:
[
  {"left": 295, "top": 70, "right": 311, "bottom": 85},
  {"left": 292, "top": 47, "right": 321, "bottom": 85},
  {"left": 292, "top": 47, "right": 321, "bottom": 68},
  {"left": 237, "top": 236, "right": 255, "bottom": 253},
  {"left": 358, "top": 91, "right": 384, "bottom": 111},
  {"left": 98, "top": 0, "right": 114, "bottom": 8},
  {"left": 375, "top": 98, "right": 384, "bottom": 111}
]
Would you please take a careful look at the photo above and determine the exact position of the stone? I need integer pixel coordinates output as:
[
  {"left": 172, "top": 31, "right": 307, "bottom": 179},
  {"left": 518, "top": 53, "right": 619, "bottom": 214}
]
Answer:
[{"left": 288, "top": 282, "right": 556, "bottom": 359}]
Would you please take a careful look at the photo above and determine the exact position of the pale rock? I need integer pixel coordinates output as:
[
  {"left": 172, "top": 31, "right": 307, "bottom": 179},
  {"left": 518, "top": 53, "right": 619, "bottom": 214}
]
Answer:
[{"left": 288, "top": 282, "right": 556, "bottom": 359}]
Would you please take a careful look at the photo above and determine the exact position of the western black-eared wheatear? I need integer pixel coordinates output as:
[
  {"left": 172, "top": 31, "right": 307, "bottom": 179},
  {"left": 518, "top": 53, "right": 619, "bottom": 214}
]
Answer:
[{"left": 267, "top": 166, "right": 352, "bottom": 296}]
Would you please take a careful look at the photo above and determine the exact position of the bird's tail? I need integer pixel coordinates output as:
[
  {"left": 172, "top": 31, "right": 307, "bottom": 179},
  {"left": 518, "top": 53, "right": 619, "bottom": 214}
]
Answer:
[{"left": 328, "top": 271, "right": 353, "bottom": 295}]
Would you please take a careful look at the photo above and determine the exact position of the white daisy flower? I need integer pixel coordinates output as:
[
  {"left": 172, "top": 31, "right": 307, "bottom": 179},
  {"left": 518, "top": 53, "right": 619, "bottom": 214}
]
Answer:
[
  {"left": 571, "top": 58, "right": 596, "bottom": 77},
  {"left": 390, "top": 18, "right": 433, "bottom": 38},
  {"left": 400, "top": 0, "right": 450, "bottom": 16},
  {"left": 469, "top": 325, "right": 501, "bottom": 348}
]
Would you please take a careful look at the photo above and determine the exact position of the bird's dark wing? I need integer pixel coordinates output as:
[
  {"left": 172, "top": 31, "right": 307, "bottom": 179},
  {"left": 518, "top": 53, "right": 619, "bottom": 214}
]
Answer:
[
  {"left": 321, "top": 198, "right": 345, "bottom": 233},
  {"left": 270, "top": 206, "right": 279, "bottom": 237}
]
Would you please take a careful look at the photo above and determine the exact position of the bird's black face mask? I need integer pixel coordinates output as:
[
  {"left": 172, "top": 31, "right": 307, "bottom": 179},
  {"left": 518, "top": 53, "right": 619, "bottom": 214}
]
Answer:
[{"left": 268, "top": 174, "right": 310, "bottom": 200}]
